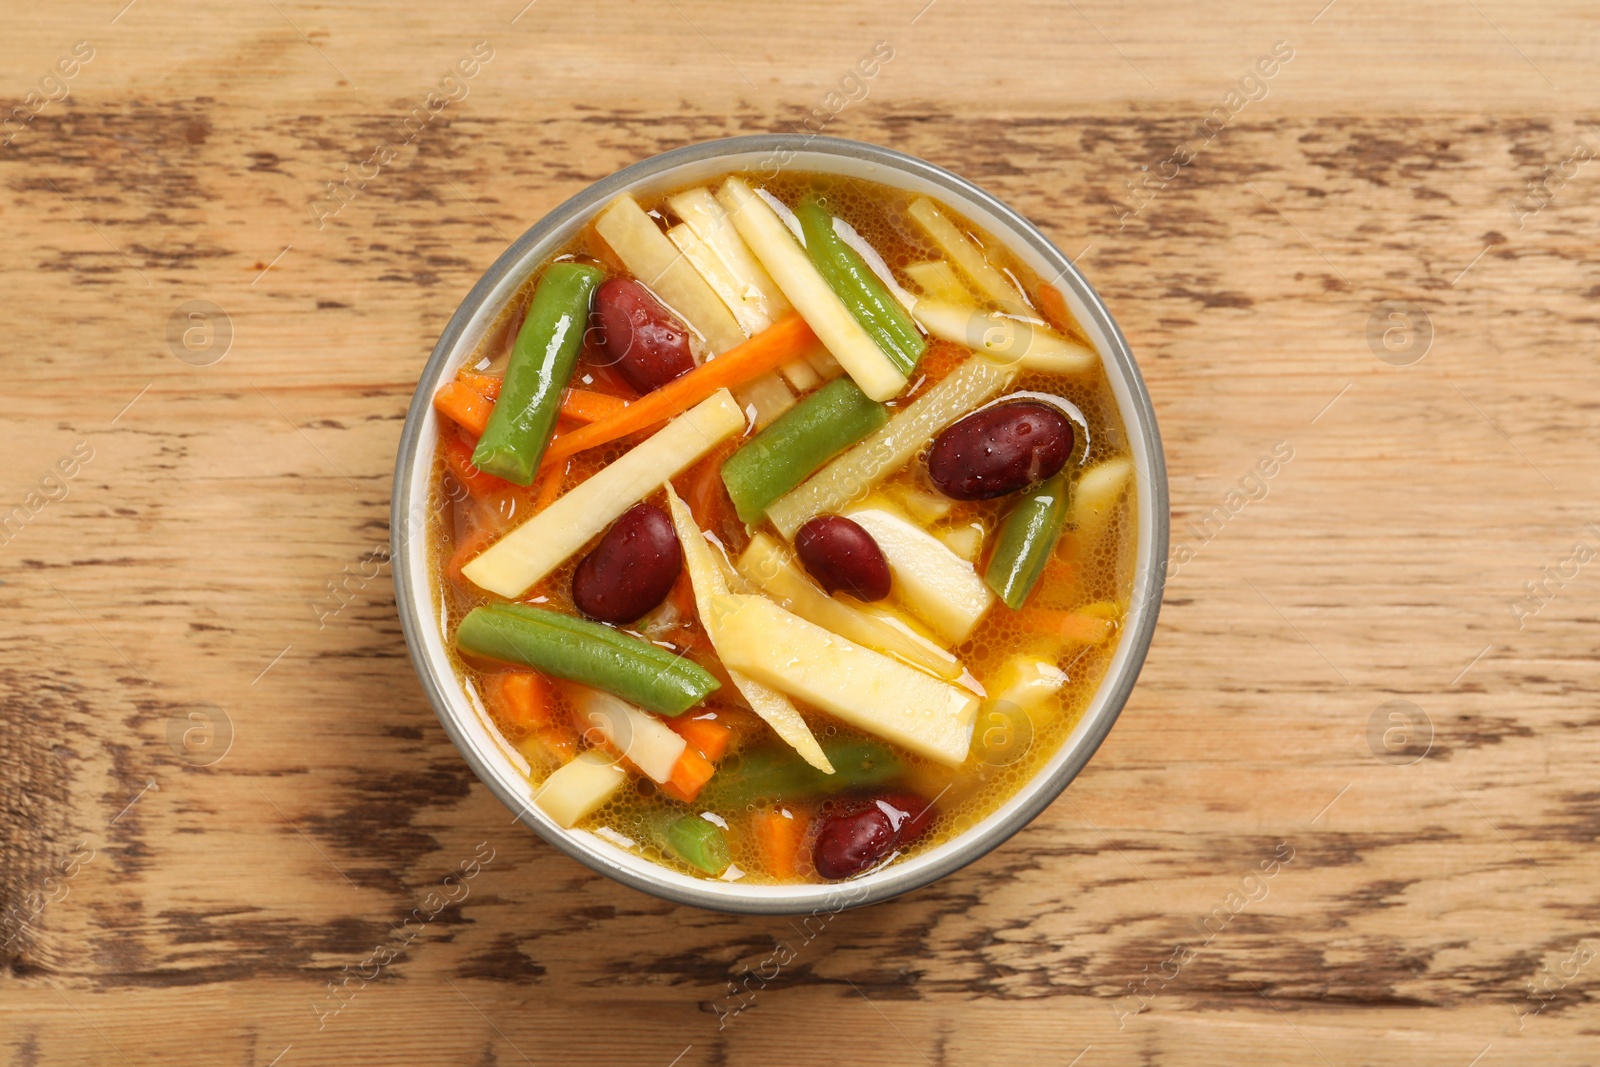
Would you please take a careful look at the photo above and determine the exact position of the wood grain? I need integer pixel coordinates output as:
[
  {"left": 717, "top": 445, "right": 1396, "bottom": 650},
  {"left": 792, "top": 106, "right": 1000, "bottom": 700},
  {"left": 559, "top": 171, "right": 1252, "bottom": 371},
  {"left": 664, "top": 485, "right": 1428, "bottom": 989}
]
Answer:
[{"left": 4, "top": 1, "right": 1600, "bottom": 1064}]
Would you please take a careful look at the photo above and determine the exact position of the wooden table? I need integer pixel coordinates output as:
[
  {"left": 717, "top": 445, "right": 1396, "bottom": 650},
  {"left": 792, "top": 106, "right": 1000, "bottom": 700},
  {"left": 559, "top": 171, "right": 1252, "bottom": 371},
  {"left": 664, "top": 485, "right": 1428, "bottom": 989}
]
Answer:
[{"left": 4, "top": 1, "right": 1598, "bottom": 1063}]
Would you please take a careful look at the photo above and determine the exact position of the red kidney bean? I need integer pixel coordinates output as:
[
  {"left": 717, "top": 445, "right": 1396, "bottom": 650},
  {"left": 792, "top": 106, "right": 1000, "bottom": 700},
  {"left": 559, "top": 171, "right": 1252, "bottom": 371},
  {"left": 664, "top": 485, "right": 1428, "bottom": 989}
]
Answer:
[
  {"left": 795, "top": 515, "right": 891, "bottom": 601},
  {"left": 812, "top": 793, "right": 934, "bottom": 880},
  {"left": 571, "top": 503, "right": 682, "bottom": 623},
  {"left": 926, "top": 401, "right": 1073, "bottom": 500},
  {"left": 591, "top": 277, "right": 696, "bottom": 394}
]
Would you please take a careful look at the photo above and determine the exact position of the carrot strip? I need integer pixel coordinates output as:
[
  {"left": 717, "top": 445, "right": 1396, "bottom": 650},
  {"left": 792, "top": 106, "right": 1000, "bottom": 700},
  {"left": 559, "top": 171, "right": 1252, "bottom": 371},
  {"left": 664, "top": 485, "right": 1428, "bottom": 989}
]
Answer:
[
  {"left": 535, "top": 460, "right": 566, "bottom": 509},
  {"left": 488, "top": 671, "right": 554, "bottom": 728},
  {"left": 434, "top": 376, "right": 500, "bottom": 437},
  {"left": 489, "top": 672, "right": 580, "bottom": 761},
  {"left": 535, "top": 313, "right": 818, "bottom": 474},
  {"left": 667, "top": 714, "right": 732, "bottom": 762},
  {"left": 1036, "top": 282, "right": 1074, "bottom": 333},
  {"left": 489, "top": 671, "right": 585, "bottom": 764},
  {"left": 561, "top": 388, "right": 629, "bottom": 424},
  {"left": 458, "top": 372, "right": 503, "bottom": 398},
  {"left": 751, "top": 809, "right": 808, "bottom": 880},
  {"left": 658, "top": 745, "right": 717, "bottom": 803},
  {"left": 436, "top": 373, "right": 622, "bottom": 436}
]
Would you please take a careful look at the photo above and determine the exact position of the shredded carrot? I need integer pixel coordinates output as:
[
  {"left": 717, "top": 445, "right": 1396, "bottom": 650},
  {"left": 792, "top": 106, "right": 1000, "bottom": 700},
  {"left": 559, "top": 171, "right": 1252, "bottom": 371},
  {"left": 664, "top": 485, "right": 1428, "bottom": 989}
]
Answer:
[
  {"left": 668, "top": 714, "right": 732, "bottom": 763},
  {"left": 658, "top": 745, "right": 717, "bottom": 803},
  {"left": 1016, "top": 608, "right": 1115, "bottom": 645},
  {"left": 536, "top": 313, "right": 819, "bottom": 474},
  {"left": 561, "top": 387, "right": 629, "bottom": 424},
  {"left": 751, "top": 808, "right": 808, "bottom": 880}
]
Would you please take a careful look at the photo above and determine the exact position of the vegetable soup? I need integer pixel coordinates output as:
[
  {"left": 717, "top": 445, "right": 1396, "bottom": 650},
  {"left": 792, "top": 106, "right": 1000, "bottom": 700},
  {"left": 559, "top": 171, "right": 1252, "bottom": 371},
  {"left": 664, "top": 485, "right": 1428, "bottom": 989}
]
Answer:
[{"left": 430, "top": 171, "right": 1136, "bottom": 884}]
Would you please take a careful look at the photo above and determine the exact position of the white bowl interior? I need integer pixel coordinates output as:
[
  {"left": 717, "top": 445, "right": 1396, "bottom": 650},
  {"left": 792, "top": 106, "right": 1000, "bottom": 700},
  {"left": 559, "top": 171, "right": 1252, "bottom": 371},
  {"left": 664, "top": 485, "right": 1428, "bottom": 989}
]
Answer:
[{"left": 396, "top": 143, "right": 1162, "bottom": 911}]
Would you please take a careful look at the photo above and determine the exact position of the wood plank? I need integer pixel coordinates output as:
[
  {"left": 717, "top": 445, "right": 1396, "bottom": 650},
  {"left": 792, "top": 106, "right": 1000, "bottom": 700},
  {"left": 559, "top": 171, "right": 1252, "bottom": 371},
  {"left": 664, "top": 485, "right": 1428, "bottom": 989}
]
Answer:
[{"left": 4, "top": 1, "right": 1600, "bottom": 1064}]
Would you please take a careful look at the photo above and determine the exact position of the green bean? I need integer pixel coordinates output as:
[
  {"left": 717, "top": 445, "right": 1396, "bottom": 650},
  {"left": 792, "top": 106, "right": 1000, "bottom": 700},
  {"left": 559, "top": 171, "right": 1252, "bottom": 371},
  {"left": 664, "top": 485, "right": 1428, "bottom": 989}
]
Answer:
[
  {"left": 720, "top": 377, "right": 888, "bottom": 524},
  {"left": 704, "top": 737, "right": 905, "bottom": 807},
  {"left": 455, "top": 603, "right": 718, "bottom": 716},
  {"left": 660, "top": 814, "right": 731, "bottom": 875},
  {"left": 984, "top": 472, "right": 1069, "bottom": 610},
  {"left": 471, "top": 262, "right": 604, "bottom": 485},
  {"left": 796, "top": 200, "right": 926, "bottom": 376}
]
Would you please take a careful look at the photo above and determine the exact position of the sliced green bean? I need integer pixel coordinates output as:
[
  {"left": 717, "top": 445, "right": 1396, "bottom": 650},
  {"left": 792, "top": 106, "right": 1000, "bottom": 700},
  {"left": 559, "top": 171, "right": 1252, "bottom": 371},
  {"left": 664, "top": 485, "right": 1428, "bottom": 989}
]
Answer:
[
  {"left": 660, "top": 814, "right": 731, "bottom": 876},
  {"left": 984, "top": 472, "right": 1070, "bottom": 610},
  {"left": 796, "top": 200, "right": 926, "bottom": 376},
  {"left": 720, "top": 377, "right": 888, "bottom": 524},
  {"left": 704, "top": 737, "right": 905, "bottom": 807},
  {"left": 472, "top": 262, "right": 604, "bottom": 485},
  {"left": 455, "top": 603, "right": 718, "bottom": 716}
]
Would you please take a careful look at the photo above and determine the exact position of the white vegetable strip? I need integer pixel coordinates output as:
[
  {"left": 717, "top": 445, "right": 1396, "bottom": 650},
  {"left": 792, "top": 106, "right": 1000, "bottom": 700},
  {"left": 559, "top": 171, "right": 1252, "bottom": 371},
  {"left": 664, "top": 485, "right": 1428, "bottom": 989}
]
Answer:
[
  {"left": 907, "top": 198, "right": 1030, "bottom": 315},
  {"left": 732, "top": 369, "right": 796, "bottom": 430},
  {"left": 664, "top": 217, "right": 812, "bottom": 405},
  {"left": 668, "top": 188, "right": 792, "bottom": 324},
  {"left": 892, "top": 485, "right": 954, "bottom": 525},
  {"left": 531, "top": 750, "right": 628, "bottom": 829},
  {"left": 988, "top": 654, "right": 1068, "bottom": 712},
  {"left": 667, "top": 222, "right": 767, "bottom": 336},
  {"left": 914, "top": 299, "right": 1098, "bottom": 375},
  {"left": 572, "top": 687, "right": 685, "bottom": 784},
  {"left": 844, "top": 506, "right": 995, "bottom": 645},
  {"left": 777, "top": 354, "right": 822, "bottom": 392},
  {"left": 462, "top": 390, "right": 746, "bottom": 597},
  {"left": 936, "top": 523, "right": 984, "bottom": 562},
  {"left": 736, "top": 533, "right": 962, "bottom": 680},
  {"left": 664, "top": 489, "right": 833, "bottom": 774},
  {"left": 806, "top": 343, "right": 845, "bottom": 381},
  {"left": 904, "top": 260, "right": 970, "bottom": 304},
  {"left": 711, "top": 594, "right": 980, "bottom": 767},
  {"left": 766, "top": 355, "right": 1018, "bottom": 539},
  {"left": 717, "top": 177, "right": 907, "bottom": 402},
  {"left": 1071, "top": 456, "right": 1134, "bottom": 545},
  {"left": 593, "top": 194, "right": 746, "bottom": 354}
]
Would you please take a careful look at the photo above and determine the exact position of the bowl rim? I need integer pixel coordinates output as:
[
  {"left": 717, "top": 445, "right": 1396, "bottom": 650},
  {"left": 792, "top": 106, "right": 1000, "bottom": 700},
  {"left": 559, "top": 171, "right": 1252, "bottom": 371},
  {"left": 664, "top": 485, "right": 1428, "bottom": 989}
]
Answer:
[{"left": 391, "top": 134, "right": 1168, "bottom": 915}]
